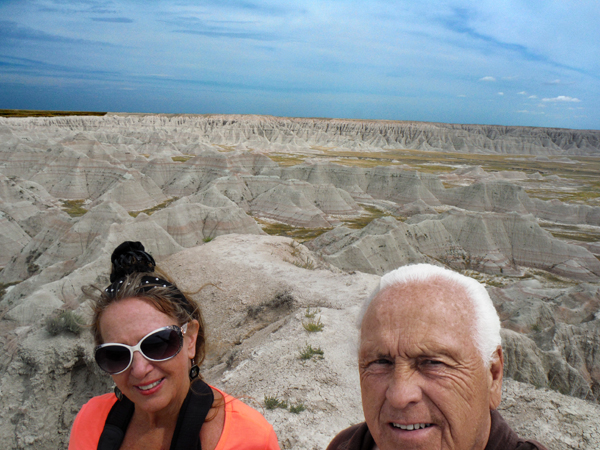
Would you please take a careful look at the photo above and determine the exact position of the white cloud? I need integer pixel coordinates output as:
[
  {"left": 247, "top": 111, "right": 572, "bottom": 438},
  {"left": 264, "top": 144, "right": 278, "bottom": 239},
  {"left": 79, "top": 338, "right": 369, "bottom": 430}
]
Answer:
[
  {"left": 498, "top": 92, "right": 504, "bottom": 95},
  {"left": 546, "top": 79, "right": 562, "bottom": 85},
  {"left": 528, "top": 95, "right": 537, "bottom": 99},
  {"left": 542, "top": 96, "right": 581, "bottom": 103},
  {"left": 479, "top": 76, "right": 496, "bottom": 82},
  {"left": 517, "top": 110, "right": 545, "bottom": 115},
  {"left": 457, "top": 94, "right": 466, "bottom": 97},
  {"left": 518, "top": 91, "right": 527, "bottom": 95}
]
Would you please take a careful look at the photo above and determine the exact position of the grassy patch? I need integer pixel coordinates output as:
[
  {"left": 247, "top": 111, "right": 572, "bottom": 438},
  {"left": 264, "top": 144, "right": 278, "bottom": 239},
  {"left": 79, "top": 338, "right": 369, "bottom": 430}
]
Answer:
[
  {"left": 311, "top": 146, "right": 337, "bottom": 151},
  {"left": 255, "top": 218, "right": 332, "bottom": 242},
  {"left": 318, "top": 148, "right": 600, "bottom": 194},
  {"left": 171, "top": 155, "right": 194, "bottom": 163},
  {"left": 302, "top": 316, "right": 324, "bottom": 332},
  {"left": 289, "top": 402, "right": 306, "bottom": 414},
  {"left": 45, "top": 310, "right": 84, "bottom": 336},
  {"left": 559, "top": 186, "right": 600, "bottom": 204},
  {"left": 203, "top": 236, "right": 214, "bottom": 243},
  {"left": 263, "top": 395, "right": 304, "bottom": 414},
  {"left": 129, "top": 197, "right": 179, "bottom": 217},
  {"left": 548, "top": 231, "right": 600, "bottom": 243},
  {"left": 342, "top": 205, "right": 401, "bottom": 229},
  {"left": 304, "top": 307, "right": 320, "bottom": 319},
  {"left": 0, "top": 109, "right": 106, "bottom": 118},
  {"left": 540, "top": 223, "right": 600, "bottom": 243},
  {"left": 61, "top": 199, "right": 87, "bottom": 217},
  {"left": 522, "top": 269, "right": 576, "bottom": 287},
  {"left": 412, "top": 164, "right": 457, "bottom": 174},
  {"left": 266, "top": 154, "right": 307, "bottom": 167},
  {"left": 264, "top": 395, "right": 288, "bottom": 410},
  {"left": 299, "top": 343, "right": 324, "bottom": 360},
  {"left": 216, "top": 145, "right": 236, "bottom": 152}
]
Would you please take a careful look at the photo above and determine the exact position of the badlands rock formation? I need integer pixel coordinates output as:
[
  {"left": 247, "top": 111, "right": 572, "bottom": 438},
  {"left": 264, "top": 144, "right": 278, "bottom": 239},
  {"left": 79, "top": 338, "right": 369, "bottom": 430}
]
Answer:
[
  {"left": 0, "top": 235, "right": 598, "bottom": 450},
  {"left": 0, "top": 114, "right": 599, "bottom": 449}
]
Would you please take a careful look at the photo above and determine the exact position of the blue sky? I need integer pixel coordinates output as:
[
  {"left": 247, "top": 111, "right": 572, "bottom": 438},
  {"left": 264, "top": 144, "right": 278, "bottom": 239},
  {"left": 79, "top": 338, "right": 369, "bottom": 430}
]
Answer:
[{"left": 1, "top": 0, "right": 598, "bottom": 130}]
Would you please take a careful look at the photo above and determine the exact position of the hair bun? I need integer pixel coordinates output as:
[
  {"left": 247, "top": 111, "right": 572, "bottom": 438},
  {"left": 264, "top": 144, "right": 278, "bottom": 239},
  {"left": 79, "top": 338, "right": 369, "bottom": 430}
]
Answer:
[{"left": 110, "top": 241, "right": 156, "bottom": 282}]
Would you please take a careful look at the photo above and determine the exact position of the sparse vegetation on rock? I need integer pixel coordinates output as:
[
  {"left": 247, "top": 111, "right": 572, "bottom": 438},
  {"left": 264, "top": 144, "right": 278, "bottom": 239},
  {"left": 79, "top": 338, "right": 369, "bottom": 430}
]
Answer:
[
  {"left": 45, "top": 310, "right": 84, "bottom": 336},
  {"left": 264, "top": 395, "right": 288, "bottom": 410},
  {"left": 299, "top": 343, "right": 324, "bottom": 360}
]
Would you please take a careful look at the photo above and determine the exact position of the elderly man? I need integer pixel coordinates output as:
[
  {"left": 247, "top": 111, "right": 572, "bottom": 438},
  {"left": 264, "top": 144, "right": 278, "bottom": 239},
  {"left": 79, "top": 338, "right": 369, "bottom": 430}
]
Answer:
[{"left": 327, "top": 264, "right": 547, "bottom": 450}]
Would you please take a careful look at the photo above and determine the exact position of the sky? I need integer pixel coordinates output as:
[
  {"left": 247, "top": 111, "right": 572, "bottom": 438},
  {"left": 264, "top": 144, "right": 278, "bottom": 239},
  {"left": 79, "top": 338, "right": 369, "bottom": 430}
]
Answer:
[{"left": 0, "top": 0, "right": 599, "bottom": 130}]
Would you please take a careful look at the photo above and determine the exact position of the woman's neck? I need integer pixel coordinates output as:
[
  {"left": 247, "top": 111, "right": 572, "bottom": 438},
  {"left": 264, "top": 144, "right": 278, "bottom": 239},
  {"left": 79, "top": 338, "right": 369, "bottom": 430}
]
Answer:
[{"left": 134, "top": 378, "right": 190, "bottom": 428}]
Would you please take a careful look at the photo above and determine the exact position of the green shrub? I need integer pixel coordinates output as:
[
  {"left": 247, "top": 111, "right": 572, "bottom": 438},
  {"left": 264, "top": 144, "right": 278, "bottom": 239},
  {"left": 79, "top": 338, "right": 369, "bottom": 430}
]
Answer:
[
  {"left": 264, "top": 395, "right": 288, "bottom": 410},
  {"left": 302, "top": 316, "right": 324, "bottom": 332},
  {"left": 289, "top": 402, "right": 305, "bottom": 414},
  {"left": 299, "top": 343, "right": 324, "bottom": 360},
  {"left": 304, "top": 307, "right": 320, "bottom": 319}
]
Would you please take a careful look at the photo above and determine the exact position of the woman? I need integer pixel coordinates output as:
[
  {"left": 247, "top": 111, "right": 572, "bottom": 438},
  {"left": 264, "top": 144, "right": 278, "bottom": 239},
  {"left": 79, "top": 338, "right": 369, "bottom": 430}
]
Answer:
[{"left": 69, "top": 241, "right": 280, "bottom": 450}]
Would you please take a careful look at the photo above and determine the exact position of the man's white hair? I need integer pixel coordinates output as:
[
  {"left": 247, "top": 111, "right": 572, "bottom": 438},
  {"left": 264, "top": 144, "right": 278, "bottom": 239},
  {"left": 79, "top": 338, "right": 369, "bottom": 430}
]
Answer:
[{"left": 361, "top": 263, "right": 501, "bottom": 366}]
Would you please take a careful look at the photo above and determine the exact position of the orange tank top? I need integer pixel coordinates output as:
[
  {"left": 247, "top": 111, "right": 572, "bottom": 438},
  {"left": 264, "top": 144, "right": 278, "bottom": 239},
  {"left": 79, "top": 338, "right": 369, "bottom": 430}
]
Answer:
[{"left": 68, "top": 387, "right": 279, "bottom": 450}]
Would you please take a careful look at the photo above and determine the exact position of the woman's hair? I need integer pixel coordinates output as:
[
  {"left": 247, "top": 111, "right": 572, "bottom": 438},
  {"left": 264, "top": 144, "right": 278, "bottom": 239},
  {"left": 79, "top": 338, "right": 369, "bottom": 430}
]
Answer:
[{"left": 86, "top": 241, "right": 206, "bottom": 368}]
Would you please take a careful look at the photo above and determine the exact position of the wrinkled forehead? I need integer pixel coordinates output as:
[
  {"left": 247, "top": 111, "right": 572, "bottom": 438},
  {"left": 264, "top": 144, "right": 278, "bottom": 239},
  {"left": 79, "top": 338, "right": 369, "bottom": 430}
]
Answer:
[{"left": 365, "top": 279, "right": 476, "bottom": 333}]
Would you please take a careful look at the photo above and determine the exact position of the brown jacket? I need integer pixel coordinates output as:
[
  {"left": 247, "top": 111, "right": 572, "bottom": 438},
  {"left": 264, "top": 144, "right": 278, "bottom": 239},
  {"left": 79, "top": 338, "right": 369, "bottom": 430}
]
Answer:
[{"left": 326, "top": 410, "right": 548, "bottom": 450}]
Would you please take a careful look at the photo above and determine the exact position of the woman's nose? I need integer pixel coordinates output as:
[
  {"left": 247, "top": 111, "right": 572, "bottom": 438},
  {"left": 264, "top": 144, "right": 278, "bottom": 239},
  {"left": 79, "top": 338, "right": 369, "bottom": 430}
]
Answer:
[{"left": 129, "top": 350, "right": 153, "bottom": 379}]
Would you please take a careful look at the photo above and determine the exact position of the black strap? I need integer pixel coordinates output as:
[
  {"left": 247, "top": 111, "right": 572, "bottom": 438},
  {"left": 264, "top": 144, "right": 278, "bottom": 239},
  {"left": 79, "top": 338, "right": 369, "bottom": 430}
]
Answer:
[
  {"left": 170, "top": 380, "right": 215, "bottom": 450},
  {"left": 97, "top": 380, "right": 215, "bottom": 450},
  {"left": 97, "top": 396, "right": 135, "bottom": 450}
]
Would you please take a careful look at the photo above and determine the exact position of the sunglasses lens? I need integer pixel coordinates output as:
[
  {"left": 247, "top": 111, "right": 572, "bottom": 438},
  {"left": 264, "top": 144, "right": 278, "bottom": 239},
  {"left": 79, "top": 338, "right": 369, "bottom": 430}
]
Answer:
[
  {"left": 95, "top": 345, "right": 131, "bottom": 374},
  {"left": 94, "top": 327, "right": 183, "bottom": 374},
  {"left": 140, "top": 328, "right": 182, "bottom": 361}
]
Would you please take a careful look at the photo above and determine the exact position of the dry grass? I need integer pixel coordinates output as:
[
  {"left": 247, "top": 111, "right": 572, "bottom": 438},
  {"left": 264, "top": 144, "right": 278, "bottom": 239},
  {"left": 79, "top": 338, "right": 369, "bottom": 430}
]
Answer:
[
  {"left": 171, "top": 155, "right": 194, "bottom": 163},
  {"left": 342, "top": 205, "right": 402, "bottom": 229},
  {"left": 216, "top": 145, "right": 236, "bottom": 152},
  {"left": 255, "top": 218, "right": 332, "bottom": 242},
  {"left": 129, "top": 197, "right": 179, "bottom": 217},
  {"left": 317, "top": 148, "right": 600, "bottom": 184},
  {"left": 61, "top": 199, "right": 87, "bottom": 217},
  {"left": 302, "top": 316, "right": 324, "bottom": 332},
  {"left": 283, "top": 241, "right": 316, "bottom": 269},
  {"left": 0, "top": 109, "right": 106, "bottom": 118},
  {"left": 310, "top": 146, "right": 337, "bottom": 151},
  {"left": 266, "top": 154, "right": 308, "bottom": 166},
  {"left": 540, "top": 223, "right": 600, "bottom": 243}
]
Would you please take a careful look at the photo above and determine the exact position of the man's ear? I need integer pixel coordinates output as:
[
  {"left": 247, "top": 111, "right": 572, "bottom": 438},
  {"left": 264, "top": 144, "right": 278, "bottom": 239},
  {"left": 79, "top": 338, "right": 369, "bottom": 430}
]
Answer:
[{"left": 488, "top": 346, "right": 504, "bottom": 410}]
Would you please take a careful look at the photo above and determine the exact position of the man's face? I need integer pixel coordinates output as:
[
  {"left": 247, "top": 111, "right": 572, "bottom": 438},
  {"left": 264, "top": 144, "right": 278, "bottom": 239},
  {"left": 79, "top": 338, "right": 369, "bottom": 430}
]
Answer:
[{"left": 359, "top": 281, "right": 503, "bottom": 450}]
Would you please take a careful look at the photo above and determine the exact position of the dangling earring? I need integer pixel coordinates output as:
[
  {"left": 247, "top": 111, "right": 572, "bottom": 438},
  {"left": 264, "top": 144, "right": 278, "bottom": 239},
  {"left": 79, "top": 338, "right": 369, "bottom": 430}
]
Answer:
[
  {"left": 189, "top": 363, "right": 200, "bottom": 380},
  {"left": 114, "top": 386, "right": 124, "bottom": 401}
]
